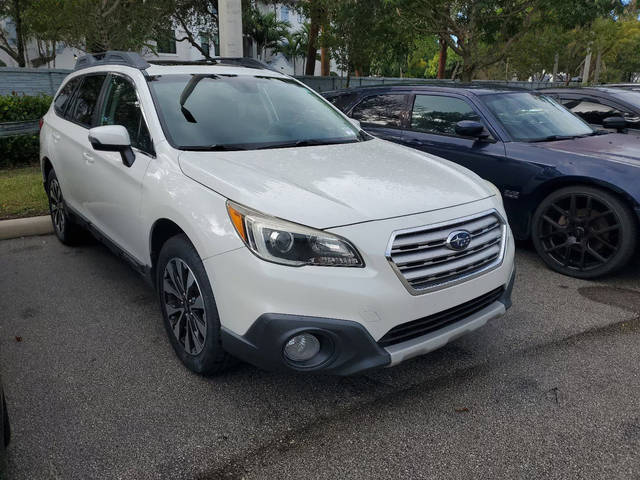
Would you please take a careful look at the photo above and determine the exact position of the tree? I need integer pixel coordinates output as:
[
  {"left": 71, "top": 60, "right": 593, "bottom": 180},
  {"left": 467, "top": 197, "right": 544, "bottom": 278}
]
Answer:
[
  {"left": 26, "top": 0, "right": 174, "bottom": 54},
  {"left": 275, "top": 28, "right": 307, "bottom": 73},
  {"left": 244, "top": 7, "right": 290, "bottom": 60},
  {"left": 389, "top": 0, "right": 625, "bottom": 81},
  {"left": 0, "top": 0, "right": 30, "bottom": 66},
  {"left": 172, "top": 0, "right": 218, "bottom": 60}
]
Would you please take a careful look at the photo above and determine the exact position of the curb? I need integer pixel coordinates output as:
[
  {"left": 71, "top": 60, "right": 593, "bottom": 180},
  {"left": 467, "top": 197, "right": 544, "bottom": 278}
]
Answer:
[{"left": 0, "top": 215, "right": 53, "bottom": 240}]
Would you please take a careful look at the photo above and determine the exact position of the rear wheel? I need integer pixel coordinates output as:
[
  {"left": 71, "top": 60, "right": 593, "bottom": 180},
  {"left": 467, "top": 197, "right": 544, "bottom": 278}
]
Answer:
[
  {"left": 157, "top": 234, "right": 233, "bottom": 375},
  {"left": 46, "top": 170, "right": 84, "bottom": 245},
  {"left": 532, "top": 186, "right": 637, "bottom": 278}
]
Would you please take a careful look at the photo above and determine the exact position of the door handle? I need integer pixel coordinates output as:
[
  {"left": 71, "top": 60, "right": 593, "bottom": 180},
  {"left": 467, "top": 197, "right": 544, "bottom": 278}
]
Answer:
[
  {"left": 83, "top": 151, "right": 95, "bottom": 164},
  {"left": 52, "top": 132, "right": 61, "bottom": 142}
]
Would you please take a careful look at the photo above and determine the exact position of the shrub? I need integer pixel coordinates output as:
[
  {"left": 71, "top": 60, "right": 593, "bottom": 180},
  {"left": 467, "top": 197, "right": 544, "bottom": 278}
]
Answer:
[{"left": 0, "top": 93, "right": 52, "bottom": 168}]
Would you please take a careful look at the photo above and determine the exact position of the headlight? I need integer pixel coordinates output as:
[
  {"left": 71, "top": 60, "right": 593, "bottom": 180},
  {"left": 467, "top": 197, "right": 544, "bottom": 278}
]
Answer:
[{"left": 226, "top": 201, "right": 364, "bottom": 267}]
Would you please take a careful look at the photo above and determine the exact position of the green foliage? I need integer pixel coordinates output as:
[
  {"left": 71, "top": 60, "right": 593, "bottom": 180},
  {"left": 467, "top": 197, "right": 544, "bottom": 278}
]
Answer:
[
  {"left": 0, "top": 94, "right": 51, "bottom": 168},
  {"left": 244, "top": 8, "right": 290, "bottom": 59}
]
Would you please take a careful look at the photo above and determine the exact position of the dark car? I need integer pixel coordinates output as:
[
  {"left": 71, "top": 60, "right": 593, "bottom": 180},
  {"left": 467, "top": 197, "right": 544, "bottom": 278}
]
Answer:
[
  {"left": 541, "top": 87, "right": 640, "bottom": 133},
  {"left": 323, "top": 85, "right": 640, "bottom": 278}
]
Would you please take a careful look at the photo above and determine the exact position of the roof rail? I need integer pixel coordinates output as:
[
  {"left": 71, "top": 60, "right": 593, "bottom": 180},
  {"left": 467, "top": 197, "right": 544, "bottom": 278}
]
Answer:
[
  {"left": 147, "top": 57, "right": 277, "bottom": 71},
  {"left": 74, "top": 51, "right": 150, "bottom": 71}
]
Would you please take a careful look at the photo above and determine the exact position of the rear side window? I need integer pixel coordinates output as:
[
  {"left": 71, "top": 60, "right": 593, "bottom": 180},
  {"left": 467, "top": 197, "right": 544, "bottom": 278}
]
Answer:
[
  {"left": 327, "top": 92, "right": 358, "bottom": 112},
  {"left": 54, "top": 78, "right": 81, "bottom": 117},
  {"left": 411, "top": 95, "right": 482, "bottom": 136},
  {"left": 68, "top": 74, "right": 107, "bottom": 127},
  {"left": 100, "top": 75, "right": 153, "bottom": 154},
  {"left": 351, "top": 94, "right": 408, "bottom": 128}
]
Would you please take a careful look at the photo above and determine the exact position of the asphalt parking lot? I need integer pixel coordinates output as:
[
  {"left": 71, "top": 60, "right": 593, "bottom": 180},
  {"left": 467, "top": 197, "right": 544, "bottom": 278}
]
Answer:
[{"left": 1, "top": 234, "right": 639, "bottom": 480}]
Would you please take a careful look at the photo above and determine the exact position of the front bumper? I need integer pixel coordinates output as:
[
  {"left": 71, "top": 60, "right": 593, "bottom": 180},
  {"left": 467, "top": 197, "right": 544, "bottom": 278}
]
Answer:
[{"left": 221, "top": 268, "right": 515, "bottom": 375}]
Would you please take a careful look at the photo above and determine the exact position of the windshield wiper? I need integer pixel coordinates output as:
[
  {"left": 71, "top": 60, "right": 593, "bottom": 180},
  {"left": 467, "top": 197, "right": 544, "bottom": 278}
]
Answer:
[
  {"left": 180, "top": 144, "right": 247, "bottom": 151},
  {"left": 256, "top": 138, "right": 359, "bottom": 150},
  {"left": 529, "top": 135, "right": 578, "bottom": 143}
]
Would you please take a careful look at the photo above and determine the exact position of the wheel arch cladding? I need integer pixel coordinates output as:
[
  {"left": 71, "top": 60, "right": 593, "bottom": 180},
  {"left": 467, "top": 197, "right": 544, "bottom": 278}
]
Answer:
[
  {"left": 149, "top": 219, "right": 187, "bottom": 280},
  {"left": 42, "top": 157, "right": 53, "bottom": 187}
]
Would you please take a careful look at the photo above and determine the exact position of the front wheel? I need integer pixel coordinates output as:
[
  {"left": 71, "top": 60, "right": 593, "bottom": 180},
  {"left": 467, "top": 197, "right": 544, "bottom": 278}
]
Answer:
[
  {"left": 532, "top": 186, "right": 637, "bottom": 279},
  {"left": 156, "top": 234, "right": 234, "bottom": 375}
]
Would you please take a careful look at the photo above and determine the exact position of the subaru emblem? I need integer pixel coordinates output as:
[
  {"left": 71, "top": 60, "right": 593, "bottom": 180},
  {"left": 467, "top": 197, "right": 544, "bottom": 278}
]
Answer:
[{"left": 446, "top": 230, "right": 472, "bottom": 251}]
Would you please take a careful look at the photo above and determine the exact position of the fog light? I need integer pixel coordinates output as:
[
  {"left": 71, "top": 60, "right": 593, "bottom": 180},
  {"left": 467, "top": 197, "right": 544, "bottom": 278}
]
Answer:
[{"left": 283, "top": 333, "right": 320, "bottom": 362}]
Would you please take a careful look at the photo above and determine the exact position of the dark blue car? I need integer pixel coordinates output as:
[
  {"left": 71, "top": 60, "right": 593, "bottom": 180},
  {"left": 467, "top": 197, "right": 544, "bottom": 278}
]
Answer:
[{"left": 324, "top": 85, "right": 640, "bottom": 279}]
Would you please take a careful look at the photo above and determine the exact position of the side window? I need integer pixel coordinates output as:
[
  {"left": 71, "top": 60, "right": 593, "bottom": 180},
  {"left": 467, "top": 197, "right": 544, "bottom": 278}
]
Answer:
[
  {"left": 53, "top": 77, "right": 81, "bottom": 117},
  {"left": 100, "top": 75, "right": 153, "bottom": 154},
  {"left": 327, "top": 93, "right": 358, "bottom": 112},
  {"left": 68, "top": 74, "right": 107, "bottom": 127},
  {"left": 411, "top": 95, "right": 482, "bottom": 136},
  {"left": 565, "top": 99, "right": 623, "bottom": 126},
  {"left": 351, "top": 94, "right": 408, "bottom": 128}
]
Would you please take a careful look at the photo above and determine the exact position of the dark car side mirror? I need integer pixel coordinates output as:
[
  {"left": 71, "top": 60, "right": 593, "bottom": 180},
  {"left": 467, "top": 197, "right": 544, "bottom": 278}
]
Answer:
[
  {"left": 455, "top": 120, "right": 489, "bottom": 139},
  {"left": 602, "top": 116, "right": 627, "bottom": 133},
  {"left": 88, "top": 125, "right": 135, "bottom": 167}
]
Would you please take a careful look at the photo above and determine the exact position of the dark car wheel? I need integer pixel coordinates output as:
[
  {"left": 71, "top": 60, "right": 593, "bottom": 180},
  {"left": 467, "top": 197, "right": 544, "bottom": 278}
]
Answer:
[
  {"left": 532, "top": 186, "right": 637, "bottom": 278},
  {"left": 157, "top": 234, "right": 234, "bottom": 375},
  {"left": 46, "top": 170, "right": 84, "bottom": 245}
]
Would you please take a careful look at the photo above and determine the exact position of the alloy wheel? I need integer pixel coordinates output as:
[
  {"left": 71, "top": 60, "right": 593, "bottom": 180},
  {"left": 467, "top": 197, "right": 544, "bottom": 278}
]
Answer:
[
  {"left": 162, "top": 258, "right": 207, "bottom": 356},
  {"left": 536, "top": 193, "right": 622, "bottom": 272},
  {"left": 49, "top": 178, "right": 66, "bottom": 234}
]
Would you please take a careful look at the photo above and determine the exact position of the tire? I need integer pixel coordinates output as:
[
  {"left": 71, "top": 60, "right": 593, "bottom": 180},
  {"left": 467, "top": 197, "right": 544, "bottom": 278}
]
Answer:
[
  {"left": 531, "top": 186, "right": 637, "bottom": 279},
  {"left": 156, "top": 234, "right": 234, "bottom": 375},
  {"left": 46, "top": 169, "right": 84, "bottom": 245}
]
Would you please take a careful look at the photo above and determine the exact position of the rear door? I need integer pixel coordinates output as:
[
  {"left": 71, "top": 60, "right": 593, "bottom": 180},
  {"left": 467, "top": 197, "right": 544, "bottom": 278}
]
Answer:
[
  {"left": 348, "top": 92, "right": 410, "bottom": 143},
  {"left": 399, "top": 93, "right": 506, "bottom": 182}
]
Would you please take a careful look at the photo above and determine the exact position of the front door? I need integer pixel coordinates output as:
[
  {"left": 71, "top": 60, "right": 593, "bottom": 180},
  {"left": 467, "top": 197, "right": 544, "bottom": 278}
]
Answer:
[{"left": 84, "top": 74, "right": 155, "bottom": 263}]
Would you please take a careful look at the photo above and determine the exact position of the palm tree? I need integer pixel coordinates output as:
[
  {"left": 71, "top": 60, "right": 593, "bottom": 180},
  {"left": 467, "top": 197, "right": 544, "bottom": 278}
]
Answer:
[
  {"left": 276, "top": 27, "right": 308, "bottom": 74},
  {"left": 245, "top": 9, "right": 290, "bottom": 60}
]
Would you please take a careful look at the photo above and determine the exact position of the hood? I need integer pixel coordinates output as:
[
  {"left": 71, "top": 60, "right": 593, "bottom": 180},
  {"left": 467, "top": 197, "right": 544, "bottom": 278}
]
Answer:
[
  {"left": 536, "top": 133, "right": 640, "bottom": 167},
  {"left": 178, "top": 138, "right": 492, "bottom": 229}
]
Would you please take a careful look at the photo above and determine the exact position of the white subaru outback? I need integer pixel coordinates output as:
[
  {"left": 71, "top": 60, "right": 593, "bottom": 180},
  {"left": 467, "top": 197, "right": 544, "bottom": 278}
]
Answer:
[{"left": 40, "top": 51, "right": 515, "bottom": 375}]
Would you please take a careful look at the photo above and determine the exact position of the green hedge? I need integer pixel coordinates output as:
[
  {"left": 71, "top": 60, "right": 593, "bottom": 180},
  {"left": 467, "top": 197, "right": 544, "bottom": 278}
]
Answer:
[{"left": 0, "top": 93, "right": 52, "bottom": 168}]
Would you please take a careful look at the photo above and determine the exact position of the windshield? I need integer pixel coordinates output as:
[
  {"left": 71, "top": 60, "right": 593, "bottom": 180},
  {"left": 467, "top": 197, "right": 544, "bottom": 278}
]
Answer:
[
  {"left": 481, "top": 92, "right": 594, "bottom": 142},
  {"left": 148, "top": 74, "right": 363, "bottom": 150}
]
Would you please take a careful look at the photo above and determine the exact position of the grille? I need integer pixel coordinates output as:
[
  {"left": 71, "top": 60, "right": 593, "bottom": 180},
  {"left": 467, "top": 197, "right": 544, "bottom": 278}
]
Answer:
[
  {"left": 378, "top": 286, "right": 504, "bottom": 347},
  {"left": 387, "top": 210, "right": 505, "bottom": 293}
]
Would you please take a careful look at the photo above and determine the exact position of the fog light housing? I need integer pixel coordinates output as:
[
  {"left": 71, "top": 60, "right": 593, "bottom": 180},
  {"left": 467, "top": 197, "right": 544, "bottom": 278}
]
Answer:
[{"left": 283, "top": 333, "right": 321, "bottom": 362}]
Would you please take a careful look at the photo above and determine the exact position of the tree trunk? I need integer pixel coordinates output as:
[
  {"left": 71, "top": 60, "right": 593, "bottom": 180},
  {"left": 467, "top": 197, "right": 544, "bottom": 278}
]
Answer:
[
  {"left": 437, "top": 37, "right": 447, "bottom": 79},
  {"left": 305, "top": 1, "right": 320, "bottom": 75},
  {"left": 460, "top": 61, "right": 474, "bottom": 82},
  {"left": 593, "top": 49, "right": 602, "bottom": 84},
  {"left": 321, "top": 46, "right": 330, "bottom": 76},
  {"left": 12, "top": 0, "right": 26, "bottom": 67}
]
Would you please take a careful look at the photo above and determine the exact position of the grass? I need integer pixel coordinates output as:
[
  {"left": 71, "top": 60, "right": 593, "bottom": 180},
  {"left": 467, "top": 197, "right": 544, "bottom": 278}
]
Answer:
[{"left": 0, "top": 165, "right": 49, "bottom": 220}]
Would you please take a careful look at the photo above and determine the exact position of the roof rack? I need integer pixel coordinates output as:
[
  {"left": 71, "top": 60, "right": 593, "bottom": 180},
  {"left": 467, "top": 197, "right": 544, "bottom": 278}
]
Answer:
[
  {"left": 74, "top": 51, "right": 275, "bottom": 72},
  {"left": 74, "top": 51, "right": 150, "bottom": 70}
]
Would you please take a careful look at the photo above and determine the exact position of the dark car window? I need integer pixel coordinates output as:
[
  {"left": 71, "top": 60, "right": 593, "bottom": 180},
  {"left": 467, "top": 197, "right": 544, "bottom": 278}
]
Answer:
[
  {"left": 54, "top": 77, "right": 82, "bottom": 117},
  {"left": 68, "top": 74, "right": 107, "bottom": 127},
  {"left": 351, "top": 94, "right": 408, "bottom": 128},
  {"left": 482, "top": 92, "right": 593, "bottom": 142},
  {"left": 100, "top": 75, "right": 153, "bottom": 154},
  {"left": 561, "top": 99, "right": 625, "bottom": 126},
  {"left": 326, "top": 92, "right": 358, "bottom": 112},
  {"left": 411, "top": 95, "right": 482, "bottom": 136}
]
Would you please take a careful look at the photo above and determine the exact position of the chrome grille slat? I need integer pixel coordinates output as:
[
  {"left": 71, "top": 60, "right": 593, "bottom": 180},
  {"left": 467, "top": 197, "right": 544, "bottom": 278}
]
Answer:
[
  {"left": 386, "top": 210, "right": 506, "bottom": 294},
  {"left": 392, "top": 229, "right": 502, "bottom": 267}
]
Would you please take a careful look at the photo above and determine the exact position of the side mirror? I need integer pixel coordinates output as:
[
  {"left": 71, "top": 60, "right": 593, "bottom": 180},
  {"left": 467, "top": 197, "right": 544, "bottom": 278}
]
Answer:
[
  {"left": 602, "top": 116, "right": 627, "bottom": 133},
  {"left": 88, "top": 125, "right": 135, "bottom": 167},
  {"left": 349, "top": 118, "right": 361, "bottom": 130},
  {"left": 455, "top": 120, "right": 489, "bottom": 139}
]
